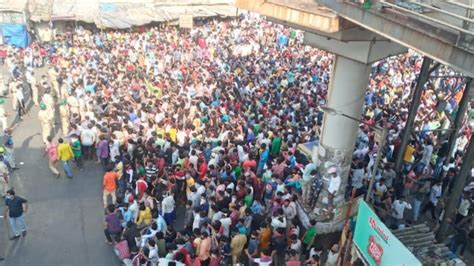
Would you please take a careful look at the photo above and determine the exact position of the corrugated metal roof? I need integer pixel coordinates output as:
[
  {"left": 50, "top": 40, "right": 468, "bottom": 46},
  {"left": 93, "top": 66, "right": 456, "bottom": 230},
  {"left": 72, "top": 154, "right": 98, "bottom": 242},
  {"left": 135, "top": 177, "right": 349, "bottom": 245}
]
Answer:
[
  {"left": 53, "top": 0, "right": 98, "bottom": 23},
  {"left": 393, "top": 224, "right": 465, "bottom": 265},
  {"left": 94, "top": 3, "right": 235, "bottom": 28},
  {"left": 28, "top": 0, "right": 236, "bottom": 27},
  {"left": 0, "top": 0, "right": 27, "bottom": 12}
]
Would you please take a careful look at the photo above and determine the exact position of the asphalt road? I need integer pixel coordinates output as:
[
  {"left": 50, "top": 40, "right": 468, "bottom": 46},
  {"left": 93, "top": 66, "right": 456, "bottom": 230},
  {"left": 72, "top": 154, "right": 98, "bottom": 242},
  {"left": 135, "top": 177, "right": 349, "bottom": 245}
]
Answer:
[{"left": 0, "top": 69, "right": 120, "bottom": 265}]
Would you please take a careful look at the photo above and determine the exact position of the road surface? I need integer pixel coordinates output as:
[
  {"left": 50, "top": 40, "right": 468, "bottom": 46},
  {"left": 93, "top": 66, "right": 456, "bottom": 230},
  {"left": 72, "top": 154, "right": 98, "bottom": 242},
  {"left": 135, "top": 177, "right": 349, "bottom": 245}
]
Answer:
[{"left": 0, "top": 68, "right": 119, "bottom": 265}]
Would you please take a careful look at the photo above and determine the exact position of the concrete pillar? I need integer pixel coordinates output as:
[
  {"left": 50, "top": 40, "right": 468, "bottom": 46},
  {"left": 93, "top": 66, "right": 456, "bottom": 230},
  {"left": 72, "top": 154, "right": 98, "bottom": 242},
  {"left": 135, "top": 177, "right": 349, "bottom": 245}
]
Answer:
[
  {"left": 298, "top": 31, "right": 407, "bottom": 234},
  {"left": 312, "top": 56, "right": 371, "bottom": 220},
  {"left": 301, "top": 31, "right": 407, "bottom": 233},
  {"left": 321, "top": 56, "right": 371, "bottom": 152}
]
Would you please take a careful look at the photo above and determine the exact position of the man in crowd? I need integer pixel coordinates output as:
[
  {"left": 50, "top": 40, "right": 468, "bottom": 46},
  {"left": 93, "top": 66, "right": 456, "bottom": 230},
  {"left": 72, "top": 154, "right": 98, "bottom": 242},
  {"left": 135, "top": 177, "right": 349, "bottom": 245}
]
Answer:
[
  {"left": 4, "top": 189, "right": 28, "bottom": 240},
  {"left": 57, "top": 137, "right": 74, "bottom": 178},
  {"left": 5, "top": 13, "right": 472, "bottom": 265}
]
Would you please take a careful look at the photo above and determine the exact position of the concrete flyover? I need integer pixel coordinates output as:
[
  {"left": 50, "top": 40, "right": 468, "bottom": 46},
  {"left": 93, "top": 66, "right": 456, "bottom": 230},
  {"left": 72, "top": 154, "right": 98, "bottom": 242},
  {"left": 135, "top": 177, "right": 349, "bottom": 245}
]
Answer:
[
  {"left": 237, "top": 0, "right": 474, "bottom": 76},
  {"left": 235, "top": 0, "right": 411, "bottom": 232},
  {"left": 310, "top": 0, "right": 474, "bottom": 77},
  {"left": 235, "top": 0, "right": 473, "bottom": 232}
]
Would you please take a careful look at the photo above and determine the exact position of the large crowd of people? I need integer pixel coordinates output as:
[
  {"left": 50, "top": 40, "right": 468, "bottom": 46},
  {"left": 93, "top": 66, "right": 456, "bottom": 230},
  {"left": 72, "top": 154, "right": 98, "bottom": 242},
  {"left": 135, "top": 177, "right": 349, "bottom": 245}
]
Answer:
[{"left": 1, "top": 13, "right": 472, "bottom": 265}]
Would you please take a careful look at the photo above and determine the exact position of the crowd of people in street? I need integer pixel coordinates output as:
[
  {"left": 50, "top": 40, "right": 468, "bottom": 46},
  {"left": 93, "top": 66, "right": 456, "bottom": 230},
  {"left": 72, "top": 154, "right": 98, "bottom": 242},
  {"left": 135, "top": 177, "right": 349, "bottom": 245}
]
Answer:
[{"left": 0, "top": 13, "right": 472, "bottom": 265}]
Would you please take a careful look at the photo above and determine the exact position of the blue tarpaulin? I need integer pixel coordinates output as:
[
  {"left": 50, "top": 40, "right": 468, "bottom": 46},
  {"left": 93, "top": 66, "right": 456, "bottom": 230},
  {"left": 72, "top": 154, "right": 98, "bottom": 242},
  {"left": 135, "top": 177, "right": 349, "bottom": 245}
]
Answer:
[{"left": 1, "top": 24, "right": 29, "bottom": 48}]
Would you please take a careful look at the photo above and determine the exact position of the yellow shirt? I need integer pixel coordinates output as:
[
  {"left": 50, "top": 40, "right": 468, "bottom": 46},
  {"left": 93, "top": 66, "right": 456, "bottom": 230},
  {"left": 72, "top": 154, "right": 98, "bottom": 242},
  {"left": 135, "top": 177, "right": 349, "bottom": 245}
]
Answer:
[
  {"left": 193, "top": 118, "right": 201, "bottom": 129},
  {"left": 156, "top": 127, "right": 165, "bottom": 138},
  {"left": 403, "top": 145, "right": 416, "bottom": 162},
  {"left": 57, "top": 143, "right": 74, "bottom": 161},
  {"left": 186, "top": 177, "right": 195, "bottom": 198},
  {"left": 169, "top": 127, "right": 177, "bottom": 143},
  {"left": 137, "top": 207, "right": 152, "bottom": 225}
]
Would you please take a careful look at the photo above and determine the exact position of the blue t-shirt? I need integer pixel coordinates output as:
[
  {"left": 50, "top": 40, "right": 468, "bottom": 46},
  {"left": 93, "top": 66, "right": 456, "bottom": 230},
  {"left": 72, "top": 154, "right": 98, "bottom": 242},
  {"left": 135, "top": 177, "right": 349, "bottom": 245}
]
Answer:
[
  {"left": 119, "top": 208, "right": 133, "bottom": 223},
  {"left": 128, "top": 112, "right": 138, "bottom": 122},
  {"left": 278, "top": 35, "right": 289, "bottom": 47},
  {"left": 85, "top": 84, "right": 96, "bottom": 93},
  {"left": 248, "top": 239, "right": 258, "bottom": 254},
  {"left": 4, "top": 135, "right": 13, "bottom": 147},
  {"left": 5, "top": 196, "right": 27, "bottom": 218}
]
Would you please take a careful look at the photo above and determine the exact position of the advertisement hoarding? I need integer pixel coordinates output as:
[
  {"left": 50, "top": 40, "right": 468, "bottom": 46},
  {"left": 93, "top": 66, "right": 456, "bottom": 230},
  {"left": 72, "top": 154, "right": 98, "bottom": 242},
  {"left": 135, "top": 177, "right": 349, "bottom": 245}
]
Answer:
[{"left": 353, "top": 201, "right": 421, "bottom": 266}]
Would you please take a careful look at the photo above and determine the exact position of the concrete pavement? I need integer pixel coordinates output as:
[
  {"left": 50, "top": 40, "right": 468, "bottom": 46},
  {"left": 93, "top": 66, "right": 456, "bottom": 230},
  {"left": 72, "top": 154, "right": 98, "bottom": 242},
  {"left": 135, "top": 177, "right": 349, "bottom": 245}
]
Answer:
[{"left": 0, "top": 70, "right": 119, "bottom": 265}]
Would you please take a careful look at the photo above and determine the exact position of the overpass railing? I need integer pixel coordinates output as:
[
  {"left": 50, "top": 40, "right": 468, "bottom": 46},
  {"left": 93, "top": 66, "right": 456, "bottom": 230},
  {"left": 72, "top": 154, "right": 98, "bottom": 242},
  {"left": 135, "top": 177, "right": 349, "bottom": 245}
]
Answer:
[{"left": 346, "top": 0, "right": 473, "bottom": 51}]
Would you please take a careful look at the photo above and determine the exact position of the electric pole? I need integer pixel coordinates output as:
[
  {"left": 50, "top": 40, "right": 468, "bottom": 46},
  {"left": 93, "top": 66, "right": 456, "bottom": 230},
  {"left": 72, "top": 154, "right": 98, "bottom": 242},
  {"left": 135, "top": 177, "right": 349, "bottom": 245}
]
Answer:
[
  {"left": 437, "top": 133, "right": 474, "bottom": 242},
  {"left": 444, "top": 78, "right": 472, "bottom": 168},
  {"left": 395, "top": 57, "right": 433, "bottom": 172}
]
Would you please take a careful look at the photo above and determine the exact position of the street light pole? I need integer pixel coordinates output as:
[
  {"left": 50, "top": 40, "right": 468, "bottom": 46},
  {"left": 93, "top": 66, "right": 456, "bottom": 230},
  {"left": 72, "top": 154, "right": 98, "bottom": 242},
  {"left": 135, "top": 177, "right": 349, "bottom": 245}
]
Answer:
[{"left": 365, "top": 127, "right": 388, "bottom": 202}]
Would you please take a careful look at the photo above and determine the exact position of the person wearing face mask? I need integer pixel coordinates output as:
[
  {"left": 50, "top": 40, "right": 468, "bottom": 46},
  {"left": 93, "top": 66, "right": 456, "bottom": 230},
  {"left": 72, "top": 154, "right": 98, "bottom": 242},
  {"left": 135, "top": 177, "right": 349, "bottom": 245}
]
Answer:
[{"left": 4, "top": 189, "right": 28, "bottom": 240}]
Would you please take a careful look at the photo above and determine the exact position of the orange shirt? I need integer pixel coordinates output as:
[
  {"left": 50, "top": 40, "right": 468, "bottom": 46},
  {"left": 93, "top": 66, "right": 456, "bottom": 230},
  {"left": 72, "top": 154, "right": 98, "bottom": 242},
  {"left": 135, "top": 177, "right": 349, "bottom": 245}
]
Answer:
[
  {"left": 103, "top": 171, "right": 118, "bottom": 192},
  {"left": 259, "top": 227, "right": 272, "bottom": 250},
  {"left": 198, "top": 237, "right": 211, "bottom": 261}
]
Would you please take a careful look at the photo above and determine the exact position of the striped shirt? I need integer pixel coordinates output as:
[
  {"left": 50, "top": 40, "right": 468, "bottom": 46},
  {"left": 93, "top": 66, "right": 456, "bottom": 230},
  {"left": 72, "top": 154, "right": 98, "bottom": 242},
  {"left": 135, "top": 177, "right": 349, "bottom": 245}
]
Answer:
[{"left": 145, "top": 165, "right": 158, "bottom": 183}]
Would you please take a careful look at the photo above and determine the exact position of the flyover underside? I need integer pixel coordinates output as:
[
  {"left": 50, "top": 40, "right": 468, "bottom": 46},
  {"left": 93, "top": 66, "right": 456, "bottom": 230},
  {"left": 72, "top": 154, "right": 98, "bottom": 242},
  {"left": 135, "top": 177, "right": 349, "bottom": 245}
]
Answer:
[
  {"left": 234, "top": 0, "right": 345, "bottom": 33},
  {"left": 313, "top": 0, "right": 474, "bottom": 77}
]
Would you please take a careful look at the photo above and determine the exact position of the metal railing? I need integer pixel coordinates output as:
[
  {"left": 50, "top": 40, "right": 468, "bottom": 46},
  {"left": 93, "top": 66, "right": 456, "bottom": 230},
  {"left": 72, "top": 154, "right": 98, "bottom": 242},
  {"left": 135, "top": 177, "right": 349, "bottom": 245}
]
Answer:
[
  {"left": 380, "top": 1, "right": 474, "bottom": 35},
  {"left": 346, "top": 1, "right": 474, "bottom": 50}
]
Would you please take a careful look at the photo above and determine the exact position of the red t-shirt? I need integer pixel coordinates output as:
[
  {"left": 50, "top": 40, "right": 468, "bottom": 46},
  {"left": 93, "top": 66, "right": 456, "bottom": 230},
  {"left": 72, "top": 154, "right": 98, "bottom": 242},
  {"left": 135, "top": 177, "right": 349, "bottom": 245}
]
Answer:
[
  {"left": 0, "top": 49, "right": 7, "bottom": 58},
  {"left": 136, "top": 179, "right": 147, "bottom": 196}
]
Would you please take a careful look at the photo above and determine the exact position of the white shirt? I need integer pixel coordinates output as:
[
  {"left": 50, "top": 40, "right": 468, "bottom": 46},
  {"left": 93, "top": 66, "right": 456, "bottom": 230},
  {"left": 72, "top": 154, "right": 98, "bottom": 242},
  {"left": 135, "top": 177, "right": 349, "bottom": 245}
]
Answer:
[
  {"left": 162, "top": 195, "right": 175, "bottom": 214},
  {"left": 283, "top": 203, "right": 297, "bottom": 220},
  {"left": 141, "top": 228, "right": 158, "bottom": 247},
  {"left": 148, "top": 245, "right": 159, "bottom": 263},
  {"left": 220, "top": 217, "right": 232, "bottom": 237},
  {"left": 290, "top": 239, "right": 302, "bottom": 253},
  {"left": 391, "top": 200, "right": 412, "bottom": 219},
  {"left": 0, "top": 106, "right": 6, "bottom": 118},
  {"left": 271, "top": 216, "right": 287, "bottom": 229},
  {"left": 16, "top": 89, "right": 24, "bottom": 101},
  {"left": 328, "top": 175, "right": 341, "bottom": 194},
  {"left": 189, "top": 155, "right": 198, "bottom": 169},
  {"left": 157, "top": 258, "right": 184, "bottom": 266},
  {"left": 458, "top": 198, "right": 471, "bottom": 216},
  {"left": 421, "top": 144, "right": 433, "bottom": 165},
  {"left": 81, "top": 128, "right": 96, "bottom": 146},
  {"left": 0, "top": 161, "right": 8, "bottom": 175},
  {"left": 326, "top": 251, "right": 339, "bottom": 266},
  {"left": 177, "top": 130, "right": 186, "bottom": 146},
  {"left": 429, "top": 185, "right": 442, "bottom": 204},
  {"left": 129, "top": 201, "right": 139, "bottom": 220},
  {"left": 250, "top": 257, "right": 272, "bottom": 266},
  {"left": 212, "top": 211, "right": 223, "bottom": 222}
]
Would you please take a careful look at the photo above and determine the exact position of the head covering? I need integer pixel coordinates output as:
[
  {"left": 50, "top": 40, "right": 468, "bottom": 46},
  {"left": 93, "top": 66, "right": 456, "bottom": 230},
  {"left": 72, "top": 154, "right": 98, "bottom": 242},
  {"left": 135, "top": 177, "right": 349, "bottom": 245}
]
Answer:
[
  {"left": 39, "top": 102, "right": 47, "bottom": 110},
  {"left": 0, "top": 98, "right": 4, "bottom": 105},
  {"left": 59, "top": 99, "right": 67, "bottom": 106},
  {"left": 0, "top": 146, "right": 4, "bottom": 153},
  {"left": 327, "top": 167, "right": 337, "bottom": 174}
]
